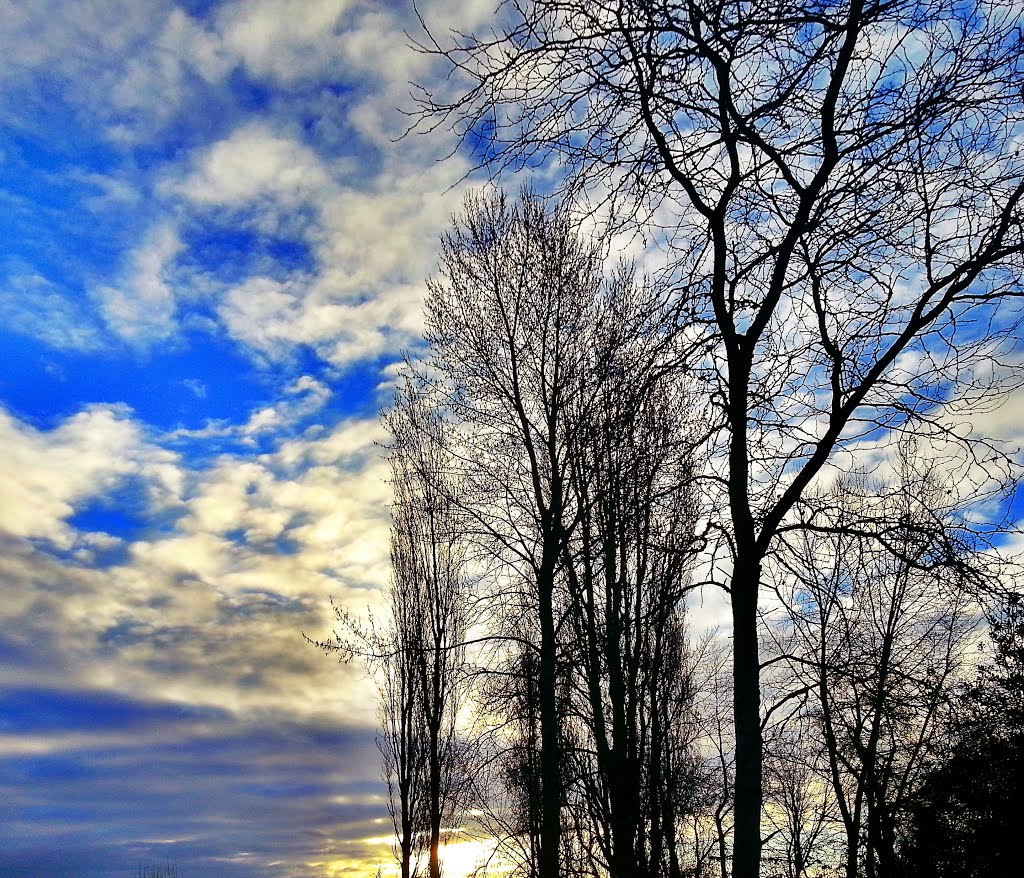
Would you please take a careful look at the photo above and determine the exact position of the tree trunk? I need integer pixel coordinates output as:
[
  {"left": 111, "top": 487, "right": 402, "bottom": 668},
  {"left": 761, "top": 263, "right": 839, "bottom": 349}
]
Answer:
[
  {"left": 429, "top": 742, "right": 442, "bottom": 878},
  {"left": 731, "top": 554, "right": 762, "bottom": 878},
  {"left": 538, "top": 560, "right": 561, "bottom": 878},
  {"left": 606, "top": 535, "right": 639, "bottom": 878}
]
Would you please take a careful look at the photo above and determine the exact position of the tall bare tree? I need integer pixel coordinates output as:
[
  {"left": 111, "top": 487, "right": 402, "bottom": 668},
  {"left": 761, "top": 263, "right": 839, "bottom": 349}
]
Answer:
[
  {"left": 416, "top": 4, "right": 1024, "bottom": 873},
  {"left": 423, "top": 188, "right": 605, "bottom": 878},
  {"left": 378, "top": 537, "right": 429, "bottom": 878},
  {"left": 770, "top": 461, "right": 983, "bottom": 878},
  {"left": 386, "top": 382, "right": 472, "bottom": 878},
  {"left": 315, "top": 380, "right": 469, "bottom": 878},
  {"left": 560, "top": 275, "right": 706, "bottom": 878}
]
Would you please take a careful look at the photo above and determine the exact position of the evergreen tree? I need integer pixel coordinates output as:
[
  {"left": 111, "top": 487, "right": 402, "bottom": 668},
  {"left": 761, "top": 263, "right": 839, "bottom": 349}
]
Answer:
[{"left": 899, "top": 594, "right": 1024, "bottom": 877}]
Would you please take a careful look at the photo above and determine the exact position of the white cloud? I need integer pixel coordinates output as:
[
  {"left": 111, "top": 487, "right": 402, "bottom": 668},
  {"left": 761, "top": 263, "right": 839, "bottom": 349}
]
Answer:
[
  {"left": 0, "top": 270, "right": 105, "bottom": 352},
  {"left": 166, "top": 374, "right": 335, "bottom": 444},
  {"left": 287, "top": 374, "right": 332, "bottom": 407},
  {"left": 182, "top": 378, "right": 208, "bottom": 399},
  {"left": 0, "top": 0, "right": 518, "bottom": 730},
  {"left": 0, "top": 1, "right": 223, "bottom": 144},
  {"left": 172, "top": 123, "right": 333, "bottom": 209},
  {"left": 0, "top": 0, "right": 163, "bottom": 75},
  {"left": 235, "top": 376, "right": 332, "bottom": 440},
  {"left": 159, "top": 107, "right": 470, "bottom": 365},
  {"left": 216, "top": 0, "right": 353, "bottom": 83},
  {"left": 0, "top": 0, "right": 487, "bottom": 367},
  {"left": 158, "top": 6, "right": 232, "bottom": 84},
  {"left": 108, "top": 7, "right": 233, "bottom": 139},
  {"left": 0, "top": 400, "right": 390, "bottom": 718},
  {"left": 130, "top": 0, "right": 487, "bottom": 369},
  {"left": 0, "top": 404, "right": 182, "bottom": 546},
  {"left": 95, "top": 222, "right": 183, "bottom": 346},
  {"left": 216, "top": 275, "right": 426, "bottom": 366}
]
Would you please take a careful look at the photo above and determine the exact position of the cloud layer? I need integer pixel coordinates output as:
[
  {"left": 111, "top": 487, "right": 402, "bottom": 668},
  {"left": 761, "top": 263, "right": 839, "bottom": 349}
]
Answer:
[
  {"left": 0, "top": 0, "right": 494, "bottom": 875},
  {"left": 3, "top": 3, "right": 1020, "bottom": 877}
]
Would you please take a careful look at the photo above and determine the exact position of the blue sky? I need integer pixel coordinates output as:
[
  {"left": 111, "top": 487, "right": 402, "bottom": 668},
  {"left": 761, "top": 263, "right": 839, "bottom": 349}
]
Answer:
[
  {"left": 0, "top": 1, "right": 497, "bottom": 875},
  {"left": 2, "top": 3, "right": 1023, "bottom": 878}
]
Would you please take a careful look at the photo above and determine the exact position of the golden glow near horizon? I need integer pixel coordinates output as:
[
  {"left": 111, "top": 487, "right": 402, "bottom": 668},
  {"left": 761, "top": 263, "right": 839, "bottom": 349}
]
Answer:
[{"left": 315, "top": 834, "right": 505, "bottom": 878}]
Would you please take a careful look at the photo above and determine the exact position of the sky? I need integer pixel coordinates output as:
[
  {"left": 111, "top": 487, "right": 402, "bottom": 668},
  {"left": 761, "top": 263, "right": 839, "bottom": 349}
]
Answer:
[
  {"left": 0, "top": 1, "right": 501, "bottom": 875},
  {"left": 2, "top": 3, "right": 1024, "bottom": 878}
]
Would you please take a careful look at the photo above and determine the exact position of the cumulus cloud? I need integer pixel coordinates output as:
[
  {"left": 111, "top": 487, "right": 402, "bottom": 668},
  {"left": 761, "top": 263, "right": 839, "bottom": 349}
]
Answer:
[
  {"left": 0, "top": 404, "right": 181, "bottom": 546},
  {"left": 153, "top": 112, "right": 469, "bottom": 364},
  {"left": 216, "top": 0, "right": 353, "bottom": 83},
  {"left": 172, "top": 123, "right": 334, "bottom": 211},
  {"left": 123, "top": 0, "right": 487, "bottom": 369},
  {"left": 0, "top": 400, "right": 389, "bottom": 718},
  {"left": 216, "top": 275, "right": 427, "bottom": 366},
  {"left": 95, "top": 223, "right": 185, "bottom": 346},
  {"left": 164, "top": 107, "right": 473, "bottom": 364}
]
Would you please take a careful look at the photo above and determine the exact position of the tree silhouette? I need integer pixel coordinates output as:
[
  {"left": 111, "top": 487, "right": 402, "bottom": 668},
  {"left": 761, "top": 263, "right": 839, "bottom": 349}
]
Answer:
[
  {"left": 415, "top": 4, "right": 1024, "bottom": 874},
  {"left": 405, "top": 188, "right": 712, "bottom": 878},
  {"left": 385, "top": 381, "right": 471, "bottom": 878},
  {"left": 898, "top": 592, "right": 1024, "bottom": 877},
  {"left": 769, "top": 457, "right": 983, "bottom": 878},
  {"left": 423, "top": 188, "right": 606, "bottom": 878},
  {"left": 313, "top": 380, "right": 470, "bottom": 878},
  {"left": 560, "top": 277, "right": 707, "bottom": 878}
]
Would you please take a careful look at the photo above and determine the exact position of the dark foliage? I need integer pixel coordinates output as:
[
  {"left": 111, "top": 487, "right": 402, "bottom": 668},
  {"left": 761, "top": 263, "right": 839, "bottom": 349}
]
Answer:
[{"left": 898, "top": 595, "right": 1024, "bottom": 878}]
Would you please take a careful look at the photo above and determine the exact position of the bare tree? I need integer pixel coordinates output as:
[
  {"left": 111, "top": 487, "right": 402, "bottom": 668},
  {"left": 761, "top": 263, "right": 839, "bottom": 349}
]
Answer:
[
  {"left": 559, "top": 275, "right": 707, "bottom": 878},
  {"left": 421, "top": 189, "right": 714, "bottom": 878},
  {"left": 378, "top": 548, "right": 429, "bottom": 878},
  {"left": 386, "top": 381, "right": 472, "bottom": 878},
  {"left": 770, "top": 460, "right": 983, "bottom": 878},
  {"left": 760, "top": 719, "right": 837, "bottom": 878},
  {"left": 423, "top": 188, "right": 605, "bottom": 878},
  {"left": 490, "top": 641, "right": 546, "bottom": 878},
  {"left": 416, "top": 4, "right": 1024, "bottom": 874},
  {"left": 314, "top": 380, "right": 469, "bottom": 878},
  {"left": 690, "top": 637, "right": 737, "bottom": 878}
]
